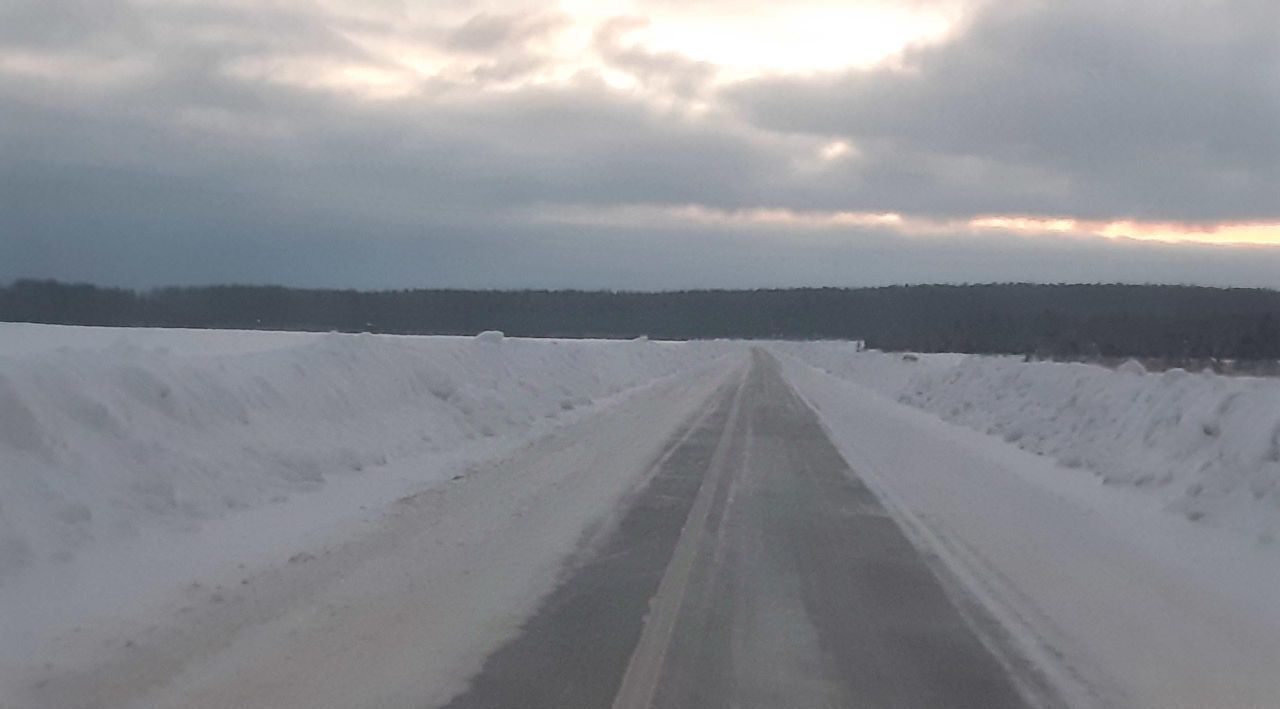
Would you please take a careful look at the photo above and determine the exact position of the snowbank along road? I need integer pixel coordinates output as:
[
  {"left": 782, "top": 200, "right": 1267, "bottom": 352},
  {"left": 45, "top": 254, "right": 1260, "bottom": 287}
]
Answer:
[{"left": 6, "top": 325, "right": 1280, "bottom": 708}]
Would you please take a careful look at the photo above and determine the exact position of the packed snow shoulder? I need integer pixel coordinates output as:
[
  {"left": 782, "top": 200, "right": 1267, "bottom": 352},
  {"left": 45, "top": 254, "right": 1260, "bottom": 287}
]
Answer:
[
  {"left": 0, "top": 324, "right": 728, "bottom": 583},
  {"left": 778, "top": 343, "right": 1280, "bottom": 543}
]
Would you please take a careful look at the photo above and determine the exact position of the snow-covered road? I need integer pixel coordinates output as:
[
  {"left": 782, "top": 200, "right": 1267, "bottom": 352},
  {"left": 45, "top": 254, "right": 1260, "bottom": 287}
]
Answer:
[
  {"left": 448, "top": 350, "right": 1033, "bottom": 709},
  {"left": 781, "top": 354, "right": 1280, "bottom": 709},
  {"left": 3, "top": 325, "right": 1280, "bottom": 708},
  {"left": 2, "top": 336, "right": 739, "bottom": 709}
]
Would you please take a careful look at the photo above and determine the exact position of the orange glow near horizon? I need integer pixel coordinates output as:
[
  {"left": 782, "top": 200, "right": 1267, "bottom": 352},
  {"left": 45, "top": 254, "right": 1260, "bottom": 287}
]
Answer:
[
  {"left": 968, "top": 216, "right": 1077, "bottom": 234},
  {"left": 1092, "top": 220, "right": 1280, "bottom": 246},
  {"left": 537, "top": 204, "right": 1280, "bottom": 247},
  {"left": 968, "top": 215, "right": 1280, "bottom": 246}
]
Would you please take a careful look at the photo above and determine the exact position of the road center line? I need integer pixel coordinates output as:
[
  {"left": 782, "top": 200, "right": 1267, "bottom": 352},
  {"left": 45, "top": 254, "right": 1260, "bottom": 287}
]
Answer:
[{"left": 610, "top": 364, "right": 751, "bottom": 709}]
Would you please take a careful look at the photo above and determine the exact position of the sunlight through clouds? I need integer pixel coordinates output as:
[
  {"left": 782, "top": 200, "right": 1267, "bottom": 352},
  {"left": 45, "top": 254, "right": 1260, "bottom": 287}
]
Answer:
[
  {"left": 535, "top": 204, "right": 1280, "bottom": 247},
  {"left": 211, "top": 0, "right": 964, "bottom": 99},
  {"left": 601, "top": 1, "right": 960, "bottom": 78},
  {"left": 2, "top": 0, "right": 1278, "bottom": 288}
]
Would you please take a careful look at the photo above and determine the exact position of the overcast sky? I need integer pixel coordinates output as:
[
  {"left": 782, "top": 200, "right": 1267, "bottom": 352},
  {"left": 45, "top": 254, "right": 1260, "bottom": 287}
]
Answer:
[{"left": 2, "top": 0, "right": 1278, "bottom": 289}]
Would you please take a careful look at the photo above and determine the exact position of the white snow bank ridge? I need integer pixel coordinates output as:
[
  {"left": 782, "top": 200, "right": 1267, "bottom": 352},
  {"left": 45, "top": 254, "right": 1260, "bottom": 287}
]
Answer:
[
  {"left": 779, "top": 344, "right": 1280, "bottom": 543},
  {"left": 0, "top": 324, "right": 727, "bottom": 583}
]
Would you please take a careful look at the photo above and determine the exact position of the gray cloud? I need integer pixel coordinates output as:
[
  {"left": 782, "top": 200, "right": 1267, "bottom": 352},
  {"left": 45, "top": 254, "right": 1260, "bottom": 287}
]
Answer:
[
  {"left": 445, "top": 10, "right": 569, "bottom": 52},
  {"left": 10, "top": 183, "right": 1280, "bottom": 290},
  {"left": 727, "top": 0, "right": 1280, "bottom": 221},
  {"left": 593, "top": 17, "right": 717, "bottom": 97},
  {"left": 0, "top": 0, "right": 139, "bottom": 49},
  {"left": 1, "top": 0, "right": 1278, "bottom": 290}
]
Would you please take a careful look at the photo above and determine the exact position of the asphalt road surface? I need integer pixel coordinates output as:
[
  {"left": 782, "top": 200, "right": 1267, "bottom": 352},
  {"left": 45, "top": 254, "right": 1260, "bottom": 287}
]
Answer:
[{"left": 445, "top": 349, "right": 1036, "bottom": 709}]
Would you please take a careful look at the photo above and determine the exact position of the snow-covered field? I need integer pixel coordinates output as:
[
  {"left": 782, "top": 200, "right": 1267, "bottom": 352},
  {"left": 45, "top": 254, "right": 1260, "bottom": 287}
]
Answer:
[{"left": 5, "top": 325, "right": 1280, "bottom": 708}]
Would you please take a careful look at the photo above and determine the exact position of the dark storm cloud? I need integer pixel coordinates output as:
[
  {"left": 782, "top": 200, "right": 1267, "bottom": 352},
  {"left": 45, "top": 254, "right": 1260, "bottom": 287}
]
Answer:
[
  {"left": 726, "top": 0, "right": 1280, "bottom": 221},
  {"left": 10, "top": 179, "right": 1280, "bottom": 290}
]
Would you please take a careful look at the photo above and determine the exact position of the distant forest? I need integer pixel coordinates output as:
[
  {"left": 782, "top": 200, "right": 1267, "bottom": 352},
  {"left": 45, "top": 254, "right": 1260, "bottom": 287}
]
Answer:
[{"left": 3, "top": 279, "right": 1279, "bottom": 361}]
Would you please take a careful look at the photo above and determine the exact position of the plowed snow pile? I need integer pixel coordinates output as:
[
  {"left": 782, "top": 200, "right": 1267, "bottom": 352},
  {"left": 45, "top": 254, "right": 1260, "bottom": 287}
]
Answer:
[
  {"left": 779, "top": 343, "right": 1280, "bottom": 542},
  {"left": 0, "top": 324, "right": 727, "bottom": 583}
]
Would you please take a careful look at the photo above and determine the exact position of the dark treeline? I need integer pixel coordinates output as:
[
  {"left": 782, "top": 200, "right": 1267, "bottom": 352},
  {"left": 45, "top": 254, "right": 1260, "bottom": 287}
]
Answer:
[{"left": 3, "top": 279, "right": 1279, "bottom": 360}]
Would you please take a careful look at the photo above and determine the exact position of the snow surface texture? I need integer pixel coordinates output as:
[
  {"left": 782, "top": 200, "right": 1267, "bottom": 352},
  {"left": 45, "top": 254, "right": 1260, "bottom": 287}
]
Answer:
[
  {"left": 778, "top": 355, "right": 1280, "bottom": 708},
  {"left": 0, "top": 324, "right": 729, "bottom": 584},
  {"left": 2, "top": 341, "right": 739, "bottom": 709},
  {"left": 777, "top": 344, "right": 1280, "bottom": 544}
]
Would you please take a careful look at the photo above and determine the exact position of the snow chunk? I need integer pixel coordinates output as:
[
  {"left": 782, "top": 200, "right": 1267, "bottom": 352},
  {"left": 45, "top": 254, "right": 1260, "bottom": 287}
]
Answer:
[{"left": 1117, "top": 359, "right": 1147, "bottom": 375}]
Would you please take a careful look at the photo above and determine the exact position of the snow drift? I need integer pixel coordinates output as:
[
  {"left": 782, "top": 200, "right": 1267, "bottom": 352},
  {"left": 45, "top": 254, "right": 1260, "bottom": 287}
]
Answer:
[
  {"left": 778, "top": 344, "right": 1280, "bottom": 542},
  {"left": 0, "top": 324, "right": 727, "bottom": 583}
]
